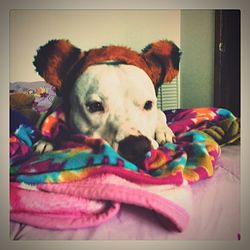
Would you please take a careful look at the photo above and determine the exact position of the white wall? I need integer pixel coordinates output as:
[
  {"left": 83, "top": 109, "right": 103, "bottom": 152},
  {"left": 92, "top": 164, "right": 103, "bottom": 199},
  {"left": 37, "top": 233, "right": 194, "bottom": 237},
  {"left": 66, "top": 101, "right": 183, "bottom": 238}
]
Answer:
[
  {"left": 180, "top": 10, "right": 215, "bottom": 108},
  {"left": 10, "top": 10, "right": 180, "bottom": 82}
]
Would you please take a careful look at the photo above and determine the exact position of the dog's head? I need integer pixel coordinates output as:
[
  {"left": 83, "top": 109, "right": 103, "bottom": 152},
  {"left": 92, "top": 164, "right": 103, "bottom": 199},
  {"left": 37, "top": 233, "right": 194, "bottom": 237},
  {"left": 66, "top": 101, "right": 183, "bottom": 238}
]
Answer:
[{"left": 33, "top": 39, "right": 181, "bottom": 165}]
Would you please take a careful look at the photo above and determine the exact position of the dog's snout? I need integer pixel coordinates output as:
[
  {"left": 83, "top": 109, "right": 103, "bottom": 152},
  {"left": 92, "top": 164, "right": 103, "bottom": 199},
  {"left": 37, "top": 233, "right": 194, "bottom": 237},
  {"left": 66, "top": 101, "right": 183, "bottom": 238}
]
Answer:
[{"left": 118, "top": 135, "right": 151, "bottom": 168}]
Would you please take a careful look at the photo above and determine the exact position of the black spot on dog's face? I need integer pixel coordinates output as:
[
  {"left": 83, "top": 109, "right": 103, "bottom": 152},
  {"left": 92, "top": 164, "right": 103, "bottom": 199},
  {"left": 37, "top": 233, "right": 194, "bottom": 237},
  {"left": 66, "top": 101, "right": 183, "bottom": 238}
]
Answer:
[{"left": 118, "top": 135, "right": 151, "bottom": 168}]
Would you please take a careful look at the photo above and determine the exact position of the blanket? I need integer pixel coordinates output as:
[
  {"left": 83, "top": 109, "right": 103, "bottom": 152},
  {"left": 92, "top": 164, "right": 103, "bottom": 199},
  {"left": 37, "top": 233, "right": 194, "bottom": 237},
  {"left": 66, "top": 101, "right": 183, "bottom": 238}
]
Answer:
[
  {"left": 9, "top": 107, "right": 240, "bottom": 231},
  {"left": 10, "top": 174, "right": 192, "bottom": 231}
]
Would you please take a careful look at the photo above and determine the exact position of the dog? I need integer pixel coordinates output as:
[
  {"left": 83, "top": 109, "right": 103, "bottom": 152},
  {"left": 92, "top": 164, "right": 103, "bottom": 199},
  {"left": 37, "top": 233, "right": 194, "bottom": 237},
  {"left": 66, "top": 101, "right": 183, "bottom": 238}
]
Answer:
[{"left": 33, "top": 39, "right": 180, "bottom": 166}]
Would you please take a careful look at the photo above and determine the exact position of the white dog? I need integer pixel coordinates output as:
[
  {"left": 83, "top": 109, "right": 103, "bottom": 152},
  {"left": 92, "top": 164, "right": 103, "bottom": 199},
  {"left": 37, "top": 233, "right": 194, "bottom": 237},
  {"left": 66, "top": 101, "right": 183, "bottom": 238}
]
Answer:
[{"left": 33, "top": 39, "right": 180, "bottom": 166}]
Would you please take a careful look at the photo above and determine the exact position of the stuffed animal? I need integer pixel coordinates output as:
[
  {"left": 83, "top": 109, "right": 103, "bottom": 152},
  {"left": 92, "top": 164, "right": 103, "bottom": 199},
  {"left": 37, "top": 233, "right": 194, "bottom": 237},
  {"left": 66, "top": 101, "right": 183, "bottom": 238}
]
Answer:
[
  {"left": 10, "top": 92, "right": 40, "bottom": 126},
  {"left": 33, "top": 39, "right": 181, "bottom": 94}
]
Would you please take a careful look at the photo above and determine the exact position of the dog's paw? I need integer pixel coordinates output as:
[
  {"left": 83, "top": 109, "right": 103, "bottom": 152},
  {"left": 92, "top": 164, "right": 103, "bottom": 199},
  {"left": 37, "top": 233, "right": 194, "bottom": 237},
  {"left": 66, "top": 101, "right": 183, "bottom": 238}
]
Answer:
[
  {"left": 33, "top": 140, "right": 54, "bottom": 153},
  {"left": 155, "top": 126, "right": 175, "bottom": 145},
  {"left": 150, "top": 139, "right": 159, "bottom": 149}
]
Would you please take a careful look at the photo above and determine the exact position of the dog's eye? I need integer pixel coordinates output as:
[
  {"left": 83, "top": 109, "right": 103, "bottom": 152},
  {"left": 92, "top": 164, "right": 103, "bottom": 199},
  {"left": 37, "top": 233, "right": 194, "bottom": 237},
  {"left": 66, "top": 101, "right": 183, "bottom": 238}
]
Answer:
[
  {"left": 86, "top": 101, "right": 104, "bottom": 113},
  {"left": 144, "top": 101, "right": 153, "bottom": 110}
]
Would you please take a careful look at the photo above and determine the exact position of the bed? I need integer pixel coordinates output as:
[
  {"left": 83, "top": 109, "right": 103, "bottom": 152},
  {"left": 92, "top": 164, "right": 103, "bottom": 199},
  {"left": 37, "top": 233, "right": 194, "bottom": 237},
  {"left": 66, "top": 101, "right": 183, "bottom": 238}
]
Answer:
[{"left": 9, "top": 81, "right": 240, "bottom": 240}]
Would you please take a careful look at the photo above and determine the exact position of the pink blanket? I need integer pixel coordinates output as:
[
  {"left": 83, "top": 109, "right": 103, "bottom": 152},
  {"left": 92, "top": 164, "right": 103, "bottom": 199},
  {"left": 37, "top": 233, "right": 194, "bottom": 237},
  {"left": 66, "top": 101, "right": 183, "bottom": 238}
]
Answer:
[
  {"left": 10, "top": 107, "right": 239, "bottom": 232},
  {"left": 10, "top": 174, "right": 191, "bottom": 231}
]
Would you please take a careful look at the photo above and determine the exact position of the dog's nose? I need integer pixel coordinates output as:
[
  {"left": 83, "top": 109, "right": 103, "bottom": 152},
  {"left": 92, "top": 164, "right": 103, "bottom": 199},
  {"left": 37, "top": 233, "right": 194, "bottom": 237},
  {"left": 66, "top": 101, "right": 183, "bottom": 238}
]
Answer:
[{"left": 118, "top": 135, "right": 151, "bottom": 168}]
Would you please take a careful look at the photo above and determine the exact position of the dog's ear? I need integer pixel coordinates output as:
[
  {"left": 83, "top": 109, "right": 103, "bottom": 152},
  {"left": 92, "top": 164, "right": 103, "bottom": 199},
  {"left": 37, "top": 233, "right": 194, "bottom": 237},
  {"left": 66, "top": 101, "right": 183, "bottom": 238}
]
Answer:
[
  {"left": 142, "top": 40, "right": 181, "bottom": 89},
  {"left": 33, "top": 39, "right": 82, "bottom": 89}
]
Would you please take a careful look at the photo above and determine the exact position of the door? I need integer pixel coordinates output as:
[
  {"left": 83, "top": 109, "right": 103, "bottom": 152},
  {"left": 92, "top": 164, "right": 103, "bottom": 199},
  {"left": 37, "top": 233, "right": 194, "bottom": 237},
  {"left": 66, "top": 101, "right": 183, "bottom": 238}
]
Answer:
[{"left": 214, "top": 10, "right": 240, "bottom": 117}]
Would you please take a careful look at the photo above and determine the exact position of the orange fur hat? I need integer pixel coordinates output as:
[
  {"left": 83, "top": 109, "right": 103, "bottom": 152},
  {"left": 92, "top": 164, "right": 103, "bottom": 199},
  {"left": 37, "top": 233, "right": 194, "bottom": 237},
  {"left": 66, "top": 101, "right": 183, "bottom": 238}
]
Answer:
[{"left": 33, "top": 39, "right": 181, "bottom": 92}]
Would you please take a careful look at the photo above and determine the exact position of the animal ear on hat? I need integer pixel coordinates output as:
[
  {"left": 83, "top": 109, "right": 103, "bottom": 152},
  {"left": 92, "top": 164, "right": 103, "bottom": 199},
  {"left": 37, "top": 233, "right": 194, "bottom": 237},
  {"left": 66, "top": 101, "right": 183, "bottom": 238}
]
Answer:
[
  {"left": 33, "top": 39, "right": 82, "bottom": 89},
  {"left": 142, "top": 40, "right": 181, "bottom": 89}
]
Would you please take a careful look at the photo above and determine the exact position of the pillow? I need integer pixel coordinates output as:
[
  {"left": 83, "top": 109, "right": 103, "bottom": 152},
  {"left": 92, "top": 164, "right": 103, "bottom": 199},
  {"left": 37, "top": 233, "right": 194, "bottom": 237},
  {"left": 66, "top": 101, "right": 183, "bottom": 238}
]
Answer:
[{"left": 10, "top": 81, "right": 56, "bottom": 113}]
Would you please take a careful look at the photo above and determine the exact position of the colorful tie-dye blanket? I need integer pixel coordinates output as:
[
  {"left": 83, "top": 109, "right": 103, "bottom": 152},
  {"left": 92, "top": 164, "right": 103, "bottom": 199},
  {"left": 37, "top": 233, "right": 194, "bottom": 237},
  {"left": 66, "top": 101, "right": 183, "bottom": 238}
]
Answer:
[
  {"left": 10, "top": 107, "right": 239, "bottom": 185},
  {"left": 9, "top": 107, "right": 240, "bottom": 231}
]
